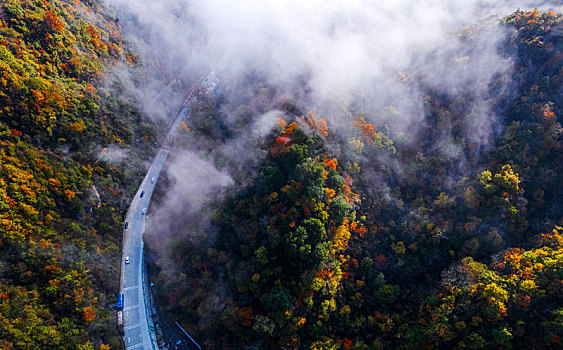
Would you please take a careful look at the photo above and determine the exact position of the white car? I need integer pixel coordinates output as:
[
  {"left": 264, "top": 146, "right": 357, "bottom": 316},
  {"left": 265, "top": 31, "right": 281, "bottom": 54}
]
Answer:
[
  {"left": 125, "top": 256, "right": 130, "bottom": 264},
  {"left": 151, "top": 177, "right": 156, "bottom": 183},
  {"left": 142, "top": 208, "right": 146, "bottom": 215}
]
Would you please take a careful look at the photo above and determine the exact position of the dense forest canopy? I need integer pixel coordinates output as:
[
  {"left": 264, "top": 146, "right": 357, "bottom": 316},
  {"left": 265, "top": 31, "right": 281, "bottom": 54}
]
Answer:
[
  {"left": 148, "top": 9, "right": 563, "bottom": 350},
  {"left": 0, "top": 0, "right": 156, "bottom": 348},
  {"left": 0, "top": 1, "right": 562, "bottom": 350}
]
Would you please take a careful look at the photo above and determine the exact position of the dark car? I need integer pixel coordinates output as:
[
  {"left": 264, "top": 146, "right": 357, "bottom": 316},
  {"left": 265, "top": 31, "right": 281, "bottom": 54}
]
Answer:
[
  {"left": 124, "top": 222, "right": 129, "bottom": 229},
  {"left": 140, "top": 191, "right": 145, "bottom": 198}
]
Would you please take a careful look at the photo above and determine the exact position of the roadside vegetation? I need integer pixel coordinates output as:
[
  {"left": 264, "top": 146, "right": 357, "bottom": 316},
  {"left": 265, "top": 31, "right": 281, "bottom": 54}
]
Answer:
[
  {"left": 152, "top": 10, "right": 562, "bottom": 350},
  {"left": 0, "top": 0, "right": 157, "bottom": 348}
]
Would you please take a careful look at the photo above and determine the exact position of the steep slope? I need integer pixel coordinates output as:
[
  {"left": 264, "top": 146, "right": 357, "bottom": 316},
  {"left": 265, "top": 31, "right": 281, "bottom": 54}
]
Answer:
[
  {"left": 150, "top": 9, "right": 562, "bottom": 350},
  {"left": 0, "top": 0, "right": 155, "bottom": 348}
]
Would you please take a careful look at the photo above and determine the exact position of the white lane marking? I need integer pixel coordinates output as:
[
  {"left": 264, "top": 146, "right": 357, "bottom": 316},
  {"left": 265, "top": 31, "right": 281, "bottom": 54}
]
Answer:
[
  {"left": 125, "top": 323, "right": 141, "bottom": 331},
  {"left": 123, "top": 304, "right": 139, "bottom": 311},
  {"left": 123, "top": 285, "right": 139, "bottom": 291},
  {"left": 126, "top": 343, "right": 143, "bottom": 350}
]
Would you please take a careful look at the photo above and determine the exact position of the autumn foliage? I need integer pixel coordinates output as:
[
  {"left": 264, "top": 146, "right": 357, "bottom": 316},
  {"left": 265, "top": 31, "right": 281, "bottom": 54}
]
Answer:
[
  {"left": 152, "top": 9, "right": 562, "bottom": 350},
  {"left": 353, "top": 114, "right": 378, "bottom": 144},
  {"left": 0, "top": 0, "right": 144, "bottom": 348}
]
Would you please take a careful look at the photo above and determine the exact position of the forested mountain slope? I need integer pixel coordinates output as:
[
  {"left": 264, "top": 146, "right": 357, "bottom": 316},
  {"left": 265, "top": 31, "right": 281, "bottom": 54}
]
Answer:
[
  {"left": 150, "top": 9, "right": 562, "bottom": 350},
  {"left": 0, "top": 0, "right": 155, "bottom": 348},
  {"left": 0, "top": 2, "right": 561, "bottom": 350}
]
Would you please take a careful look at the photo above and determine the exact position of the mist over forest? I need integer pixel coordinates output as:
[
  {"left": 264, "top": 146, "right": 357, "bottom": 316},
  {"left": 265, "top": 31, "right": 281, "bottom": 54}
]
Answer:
[
  {"left": 0, "top": 0, "right": 561, "bottom": 349},
  {"left": 112, "top": 1, "right": 562, "bottom": 349}
]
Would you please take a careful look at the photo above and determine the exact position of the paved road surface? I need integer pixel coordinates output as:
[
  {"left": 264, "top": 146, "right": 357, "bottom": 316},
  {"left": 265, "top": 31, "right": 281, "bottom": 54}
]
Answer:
[
  {"left": 119, "top": 67, "right": 221, "bottom": 349},
  {"left": 120, "top": 104, "right": 191, "bottom": 350}
]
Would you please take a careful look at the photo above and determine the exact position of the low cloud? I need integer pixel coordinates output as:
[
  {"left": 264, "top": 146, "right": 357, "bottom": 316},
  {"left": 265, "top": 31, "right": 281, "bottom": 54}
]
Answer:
[
  {"left": 105, "top": 0, "right": 558, "bottom": 141},
  {"left": 97, "top": 144, "right": 128, "bottom": 164},
  {"left": 103, "top": 0, "right": 561, "bottom": 253},
  {"left": 144, "top": 151, "right": 232, "bottom": 255},
  {"left": 157, "top": 150, "right": 233, "bottom": 217}
]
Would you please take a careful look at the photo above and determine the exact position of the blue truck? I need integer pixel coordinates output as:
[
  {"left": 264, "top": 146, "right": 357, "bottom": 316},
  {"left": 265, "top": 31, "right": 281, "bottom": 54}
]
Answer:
[{"left": 117, "top": 294, "right": 124, "bottom": 310}]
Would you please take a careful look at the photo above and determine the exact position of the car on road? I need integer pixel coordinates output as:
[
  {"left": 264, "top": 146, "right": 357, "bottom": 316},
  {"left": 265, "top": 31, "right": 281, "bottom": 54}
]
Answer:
[
  {"left": 151, "top": 177, "right": 156, "bottom": 183},
  {"left": 124, "top": 222, "right": 128, "bottom": 229},
  {"left": 140, "top": 191, "right": 145, "bottom": 198},
  {"left": 125, "top": 256, "right": 130, "bottom": 264},
  {"left": 142, "top": 208, "right": 146, "bottom": 215}
]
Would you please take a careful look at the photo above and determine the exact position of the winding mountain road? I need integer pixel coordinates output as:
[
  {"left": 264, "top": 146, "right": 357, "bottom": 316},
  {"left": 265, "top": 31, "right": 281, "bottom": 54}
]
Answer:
[{"left": 120, "top": 70, "right": 220, "bottom": 350}]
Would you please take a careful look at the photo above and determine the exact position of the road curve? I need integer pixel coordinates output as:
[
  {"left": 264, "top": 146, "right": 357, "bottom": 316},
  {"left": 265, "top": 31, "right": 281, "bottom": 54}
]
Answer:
[{"left": 120, "top": 69, "right": 219, "bottom": 350}]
